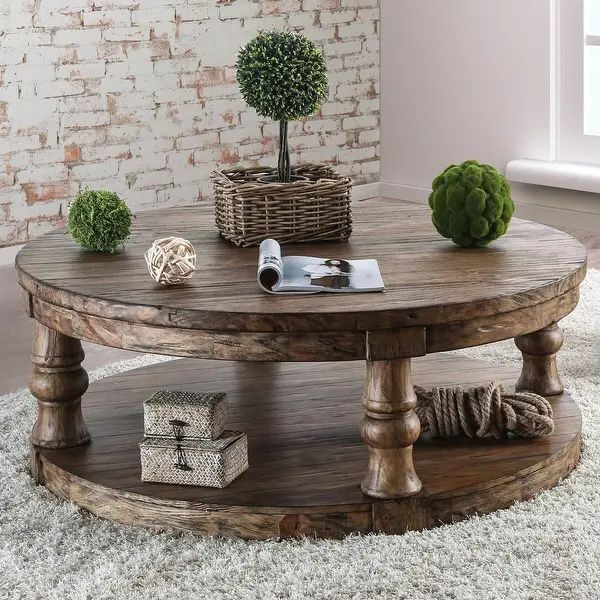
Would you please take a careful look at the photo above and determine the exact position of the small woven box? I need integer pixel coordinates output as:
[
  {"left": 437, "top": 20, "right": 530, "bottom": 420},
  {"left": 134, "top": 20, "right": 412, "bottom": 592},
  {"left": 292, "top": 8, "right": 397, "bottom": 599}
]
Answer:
[
  {"left": 143, "top": 390, "right": 227, "bottom": 440},
  {"left": 139, "top": 431, "right": 248, "bottom": 488}
]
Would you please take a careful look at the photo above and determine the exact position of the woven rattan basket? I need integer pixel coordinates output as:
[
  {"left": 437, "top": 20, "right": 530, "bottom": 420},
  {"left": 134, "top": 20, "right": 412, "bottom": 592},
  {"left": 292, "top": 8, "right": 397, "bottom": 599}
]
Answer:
[{"left": 211, "top": 163, "right": 353, "bottom": 247}]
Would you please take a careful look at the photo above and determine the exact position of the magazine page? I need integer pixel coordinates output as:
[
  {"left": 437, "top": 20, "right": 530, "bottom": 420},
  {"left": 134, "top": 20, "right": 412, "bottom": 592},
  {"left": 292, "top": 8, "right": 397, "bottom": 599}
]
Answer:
[
  {"left": 257, "top": 239, "right": 284, "bottom": 293},
  {"left": 257, "top": 239, "right": 385, "bottom": 295}
]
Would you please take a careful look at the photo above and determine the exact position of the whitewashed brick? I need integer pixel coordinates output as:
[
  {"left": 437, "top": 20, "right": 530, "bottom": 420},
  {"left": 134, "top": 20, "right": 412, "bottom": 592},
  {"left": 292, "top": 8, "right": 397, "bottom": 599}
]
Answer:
[
  {"left": 303, "top": 118, "right": 338, "bottom": 133},
  {"left": 119, "top": 153, "right": 168, "bottom": 174},
  {"left": 358, "top": 129, "right": 379, "bottom": 144},
  {"left": 176, "top": 132, "right": 219, "bottom": 150},
  {"left": 61, "top": 111, "right": 110, "bottom": 128},
  {"left": 53, "top": 29, "right": 102, "bottom": 46},
  {"left": 4, "top": 63, "right": 53, "bottom": 84},
  {"left": 218, "top": 2, "right": 260, "bottom": 19},
  {"left": 360, "top": 159, "right": 379, "bottom": 175},
  {"left": 0, "top": 0, "right": 380, "bottom": 246},
  {"left": 157, "top": 183, "right": 200, "bottom": 205},
  {"left": 338, "top": 145, "right": 376, "bottom": 161},
  {"left": 81, "top": 144, "right": 130, "bottom": 162},
  {"left": 131, "top": 7, "right": 175, "bottom": 24},
  {"left": 2, "top": 32, "right": 51, "bottom": 47},
  {"left": 58, "top": 95, "right": 107, "bottom": 112},
  {"left": 358, "top": 97, "right": 379, "bottom": 114},
  {"left": 338, "top": 22, "right": 375, "bottom": 38},
  {"left": 103, "top": 27, "right": 149, "bottom": 42},
  {"left": 61, "top": 128, "right": 106, "bottom": 146},
  {"left": 154, "top": 57, "right": 200, "bottom": 75},
  {"left": 99, "top": 77, "right": 135, "bottom": 93},
  {"left": 83, "top": 10, "right": 131, "bottom": 27},
  {"left": 336, "top": 82, "right": 373, "bottom": 100},
  {"left": 106, "top": 125, "right": 148, "bottom": 144},
  {"left": 34, "top": 11, "right": 82, "bottom": 28},
  {"left": 0, "top": 50, "right": 25, "bottom": 66},
  {"left": 55, "top": 63, "right": 106, "bottom": 80},
  {"left": 344, "top": 51, "right": 378, "bottom": 68},
  {"left": 135, "top": 74, "right": 179, "bottom": 92},
  {"left": 321, "top": 100, "right": 355, "bottom": 115},
  {"left": 319, "top": 9, "right": 357, "bottom": 24},
  {"left": 154, "top": 88, "right": 198, "bottom": 104},
  {"left": 17, "top": 164, "right": 69, "bottom": 184},
  {"left": 323, "top": 40, "right": 362, "bottom": 57},
  {"left": 220, "top": 126, "right": 262, "bottom": 145},
  {"left": 299, "top": 147, "right": 339, "bottom": 163},
  {"left": 341, "top": 0, "right": 377, "bottom": 7},
  {"left": 343, "top": 115, "right": 378, "bottom": 130},
  {"left": 133, "top": 169, "right": 173, "bottom": 188},
  {"left": 72, "top": 160, "right": 118, "bottom": 180},
  {"left": 36, "top": 80, "right": 85, "bottom": 98},
  {"left": 302, "top": 0, "right": 342, "bottom": 10}
]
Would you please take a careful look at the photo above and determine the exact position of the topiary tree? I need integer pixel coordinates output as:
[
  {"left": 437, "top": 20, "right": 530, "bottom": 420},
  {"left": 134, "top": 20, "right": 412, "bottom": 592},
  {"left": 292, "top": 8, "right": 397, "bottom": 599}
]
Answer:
[
  {"left": 68, "top": 188, "right": 133, "bottom": 253},
  {"left": 429, "top": 160, "right": 514, "bottom": 247},
  {"left": 236, "top": 30, "right": 328, "bottom": 183}
]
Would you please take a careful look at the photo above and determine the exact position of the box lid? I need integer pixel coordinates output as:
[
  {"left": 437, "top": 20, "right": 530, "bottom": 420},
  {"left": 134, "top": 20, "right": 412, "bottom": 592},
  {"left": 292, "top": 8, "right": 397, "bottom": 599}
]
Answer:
[
  {"left": 140, "top": 430, "right": 244, "bottom": 452},
  {"left": 144, "top": 390, "right": 226, "bottom": 408}
]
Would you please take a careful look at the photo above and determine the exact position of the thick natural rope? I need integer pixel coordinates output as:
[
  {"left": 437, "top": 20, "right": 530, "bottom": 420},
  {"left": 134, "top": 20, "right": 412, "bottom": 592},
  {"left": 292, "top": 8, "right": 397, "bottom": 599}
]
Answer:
[{"left": 414, "top": 381, "right": 554, "bottom": 439}]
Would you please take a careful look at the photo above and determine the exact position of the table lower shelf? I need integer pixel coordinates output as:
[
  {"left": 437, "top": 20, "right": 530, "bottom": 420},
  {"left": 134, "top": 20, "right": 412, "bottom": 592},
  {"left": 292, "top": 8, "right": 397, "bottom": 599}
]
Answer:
[{"left": 32, "top": 353, "right": 581, "bottom": 540}]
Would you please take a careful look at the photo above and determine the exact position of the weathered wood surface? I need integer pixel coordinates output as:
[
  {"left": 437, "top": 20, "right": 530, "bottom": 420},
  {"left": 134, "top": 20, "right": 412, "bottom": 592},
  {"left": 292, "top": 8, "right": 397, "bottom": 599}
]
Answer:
[
  {"left": 15, "top": 198, "right": 587, "bottom": 335},
  {"left": 29, "top": 322, "right": 90, "bottom": 448},
  {"left": 35, "top": 355, "right": 582, "bottom": 540},
  {"left": 361, "top": 359, "right": 422, "bottom": 498},
  {"left": 25, "top": 288, "right": 580, "bottom": 362},
  {"left": 515, "top": 322, "right": 565, "bottom": 396}
]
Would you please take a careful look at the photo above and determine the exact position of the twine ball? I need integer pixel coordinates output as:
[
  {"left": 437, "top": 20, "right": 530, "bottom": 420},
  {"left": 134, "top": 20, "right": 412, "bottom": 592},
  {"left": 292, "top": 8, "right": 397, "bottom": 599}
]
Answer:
[{"left": 145, "top": 237, "right": 196, "bottom": 285}]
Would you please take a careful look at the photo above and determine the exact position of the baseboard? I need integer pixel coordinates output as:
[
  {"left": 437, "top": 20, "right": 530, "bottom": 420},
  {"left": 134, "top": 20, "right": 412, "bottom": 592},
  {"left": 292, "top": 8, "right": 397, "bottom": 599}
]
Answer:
[
  {"left": 379, "top": 181, "right": 430, "bottom": 203},
  {"left": 379, "top": 180, "right": 600, "bottom": 231},
  {"left": 0, "top": 243, "right": 24, "bottom": 267},
  {"left": 514, "top": 202, "right": 600, "bottom": 231},
  {"left": 353, "top": 181, "right": 381, "bottom": 201}
]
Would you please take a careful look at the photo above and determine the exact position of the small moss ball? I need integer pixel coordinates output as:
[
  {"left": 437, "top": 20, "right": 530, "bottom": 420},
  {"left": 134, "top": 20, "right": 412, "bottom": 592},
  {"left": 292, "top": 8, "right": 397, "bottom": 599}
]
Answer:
[
  {"left": 428, "top": 160, "right": 514, "bottom": 247},
  {"left": 68, "top": 188, "right": 132, "bottom": 253}
]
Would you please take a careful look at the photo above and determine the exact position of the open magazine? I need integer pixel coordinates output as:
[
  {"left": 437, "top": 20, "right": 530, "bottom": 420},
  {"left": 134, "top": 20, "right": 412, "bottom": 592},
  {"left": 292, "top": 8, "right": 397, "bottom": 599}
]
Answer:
[{"left": 257, "top": 239, "right": 385, "bottom": 294}]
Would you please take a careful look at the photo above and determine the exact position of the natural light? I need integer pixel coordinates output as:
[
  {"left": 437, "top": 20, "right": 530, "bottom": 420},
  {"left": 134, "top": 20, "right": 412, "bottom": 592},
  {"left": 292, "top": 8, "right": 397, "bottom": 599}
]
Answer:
[{"left": 585, "top": 0, "right": 600, "bottom": 135}]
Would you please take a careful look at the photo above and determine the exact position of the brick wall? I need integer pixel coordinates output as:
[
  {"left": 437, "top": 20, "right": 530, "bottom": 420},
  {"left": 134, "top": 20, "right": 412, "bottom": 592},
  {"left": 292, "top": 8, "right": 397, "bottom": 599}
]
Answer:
[{"left": 0, "top": 0, "right": 380, "bottom": 246}]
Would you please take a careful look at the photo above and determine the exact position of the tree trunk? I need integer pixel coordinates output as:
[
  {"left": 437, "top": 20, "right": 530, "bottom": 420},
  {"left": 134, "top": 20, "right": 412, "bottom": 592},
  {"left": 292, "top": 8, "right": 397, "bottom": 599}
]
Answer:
[{"left": 278, "top": 120, "right": 291, "bottom": 183}]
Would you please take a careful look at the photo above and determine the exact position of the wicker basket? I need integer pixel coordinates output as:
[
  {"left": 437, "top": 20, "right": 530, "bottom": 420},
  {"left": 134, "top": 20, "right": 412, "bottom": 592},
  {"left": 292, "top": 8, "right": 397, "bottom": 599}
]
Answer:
[{"left": 211, "top": 163, "right": 353, "bottom": 247}]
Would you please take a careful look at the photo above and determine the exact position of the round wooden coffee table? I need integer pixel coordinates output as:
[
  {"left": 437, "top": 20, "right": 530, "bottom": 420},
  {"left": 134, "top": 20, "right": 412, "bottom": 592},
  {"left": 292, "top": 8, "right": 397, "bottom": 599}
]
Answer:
[{"left": 15, "top": 198, "right": 587, "bottom": 539}]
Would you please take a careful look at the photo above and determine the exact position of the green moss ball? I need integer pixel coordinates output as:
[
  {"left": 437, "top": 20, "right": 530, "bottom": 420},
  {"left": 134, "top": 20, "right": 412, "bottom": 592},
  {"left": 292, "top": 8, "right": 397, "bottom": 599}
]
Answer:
[
  {"left": 428, "top": 160, "right": 514, "bottom": 247},
  {"left": 68, "top": 189, "right": 132, "bottom": 253}
]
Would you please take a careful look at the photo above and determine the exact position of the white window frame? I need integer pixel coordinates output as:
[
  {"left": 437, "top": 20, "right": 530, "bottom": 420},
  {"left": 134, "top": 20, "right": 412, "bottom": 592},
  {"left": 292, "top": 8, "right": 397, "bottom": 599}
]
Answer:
[{"left": 559, "top": 0, "right": 600, "bottom": 163}]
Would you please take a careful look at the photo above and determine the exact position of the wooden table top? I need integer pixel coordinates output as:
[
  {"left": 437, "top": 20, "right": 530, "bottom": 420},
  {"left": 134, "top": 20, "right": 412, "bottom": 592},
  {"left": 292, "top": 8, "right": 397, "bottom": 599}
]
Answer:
[{"left": 16, "top": 198, "right": 587, "bottom": 334}]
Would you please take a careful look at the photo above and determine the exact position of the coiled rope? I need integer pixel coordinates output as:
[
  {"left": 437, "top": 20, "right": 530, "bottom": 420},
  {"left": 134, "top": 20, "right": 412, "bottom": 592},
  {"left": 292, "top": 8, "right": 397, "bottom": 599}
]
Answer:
[{"left": 414, "top": 381, "right": 554, "bottom": 439}]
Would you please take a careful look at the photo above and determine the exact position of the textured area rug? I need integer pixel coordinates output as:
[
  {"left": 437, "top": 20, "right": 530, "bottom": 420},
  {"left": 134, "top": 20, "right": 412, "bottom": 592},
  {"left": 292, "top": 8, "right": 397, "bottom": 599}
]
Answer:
[{"left": 1, "top": 272, "right": 600, "bottom": 600}]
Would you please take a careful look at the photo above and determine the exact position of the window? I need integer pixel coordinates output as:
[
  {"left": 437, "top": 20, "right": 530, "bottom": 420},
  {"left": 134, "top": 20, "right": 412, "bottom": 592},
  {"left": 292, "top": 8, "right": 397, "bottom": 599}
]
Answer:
[
  {"left": 585, "top": 0, "right": 600, "bottom": 135},
  {"left": 560, "top": 0, "right": 600, "bottom": 163}
]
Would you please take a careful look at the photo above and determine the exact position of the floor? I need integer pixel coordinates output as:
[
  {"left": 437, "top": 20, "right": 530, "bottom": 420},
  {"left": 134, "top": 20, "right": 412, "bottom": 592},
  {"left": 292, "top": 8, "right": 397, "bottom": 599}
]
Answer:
[{"left": 1, "top": 221, "right": 599, "bottom": 397}]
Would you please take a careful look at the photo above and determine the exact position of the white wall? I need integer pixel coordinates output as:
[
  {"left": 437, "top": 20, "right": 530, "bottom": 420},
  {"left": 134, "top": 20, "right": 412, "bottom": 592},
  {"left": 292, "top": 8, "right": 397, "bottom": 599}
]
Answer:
[{"left": 380, "top": 0, "right": 600, "bottom": 230}]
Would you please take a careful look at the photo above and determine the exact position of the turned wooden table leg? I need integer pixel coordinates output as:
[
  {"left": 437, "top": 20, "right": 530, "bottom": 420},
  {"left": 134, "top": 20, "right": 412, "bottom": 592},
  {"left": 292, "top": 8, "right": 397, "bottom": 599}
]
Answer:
[
  {"left": 361, "top": 358, "right": 422, "bottom": 499},
  {"left": 29, "top": 321, "right": 90, "bottom": 449},
  {"left": 515, "top": 322, "right": 564, "bottom": 396}
]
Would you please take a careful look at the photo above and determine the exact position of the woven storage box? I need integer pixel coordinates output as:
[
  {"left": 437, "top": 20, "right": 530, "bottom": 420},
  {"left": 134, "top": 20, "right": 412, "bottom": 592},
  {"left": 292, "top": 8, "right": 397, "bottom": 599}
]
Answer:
[
  {"left": 211, "top": 163, "right": 353, "bottom": 247},
  {"left": 140, "top": 431, "right": 248, "bottom": 488},
  {"left": 144, "top": 390, "right": 227, "bottom": 440}
]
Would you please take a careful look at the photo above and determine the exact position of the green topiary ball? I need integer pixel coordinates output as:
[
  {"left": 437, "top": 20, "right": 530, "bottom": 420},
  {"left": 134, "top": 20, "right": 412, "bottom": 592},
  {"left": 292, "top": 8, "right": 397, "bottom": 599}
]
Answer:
[
  {"left": 236, "top": 30, "right": 328, "bottom": 122},
  {"left": 68, "top": 188, "right": 132, "bottom": 253},
  {"left": 428, "top": 160, "right": 514, "bottom": 248}
]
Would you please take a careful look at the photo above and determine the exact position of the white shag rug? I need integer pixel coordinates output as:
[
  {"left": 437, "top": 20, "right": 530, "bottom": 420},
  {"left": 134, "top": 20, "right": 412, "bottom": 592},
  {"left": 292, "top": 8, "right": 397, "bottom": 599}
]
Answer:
[{"left": 1, "top": 272, "right": 600, "bottom": 600}]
